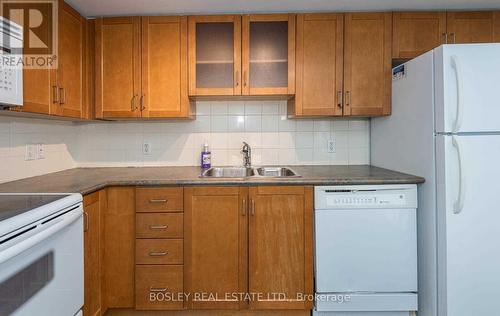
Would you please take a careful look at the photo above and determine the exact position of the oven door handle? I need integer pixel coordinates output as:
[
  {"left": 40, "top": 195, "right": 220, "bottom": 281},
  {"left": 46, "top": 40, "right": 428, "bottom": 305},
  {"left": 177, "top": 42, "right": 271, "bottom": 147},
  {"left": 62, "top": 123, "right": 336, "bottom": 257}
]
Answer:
[{"left": 0, "top": 208, "right": 82, "bottom": 265}]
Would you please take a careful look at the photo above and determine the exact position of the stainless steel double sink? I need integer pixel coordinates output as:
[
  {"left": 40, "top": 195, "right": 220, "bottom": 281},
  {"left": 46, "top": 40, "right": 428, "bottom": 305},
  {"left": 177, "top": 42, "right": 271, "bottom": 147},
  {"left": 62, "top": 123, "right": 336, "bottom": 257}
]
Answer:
[{"left": 200, "top": 167, "right": 300, "bottom": 178}]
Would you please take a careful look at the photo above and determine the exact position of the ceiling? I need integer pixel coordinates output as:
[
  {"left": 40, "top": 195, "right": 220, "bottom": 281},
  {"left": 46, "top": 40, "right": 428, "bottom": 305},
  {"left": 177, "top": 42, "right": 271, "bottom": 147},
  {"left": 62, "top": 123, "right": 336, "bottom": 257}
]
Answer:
[{"left": 67, "top": 0, "right": 500, "bottom": 18}]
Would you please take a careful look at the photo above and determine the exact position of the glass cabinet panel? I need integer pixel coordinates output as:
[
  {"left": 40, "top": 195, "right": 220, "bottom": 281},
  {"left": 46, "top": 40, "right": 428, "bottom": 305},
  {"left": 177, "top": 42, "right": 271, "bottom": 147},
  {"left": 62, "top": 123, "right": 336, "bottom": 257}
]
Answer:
[
  {"left": 249, "top": 21, "right": 289, "bottom": 88},
  {"left": 196, "top": 22, "right": 234, "bottom": 89}
]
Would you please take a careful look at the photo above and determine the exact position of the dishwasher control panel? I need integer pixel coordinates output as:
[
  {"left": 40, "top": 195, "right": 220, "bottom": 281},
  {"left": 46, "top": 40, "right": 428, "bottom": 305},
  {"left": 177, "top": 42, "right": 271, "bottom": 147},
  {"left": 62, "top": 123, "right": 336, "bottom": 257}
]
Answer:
[
  {"left": 326, "top": 193, "right": 406, "bottom": 208},
  {"left": 315, "top": 184, "right": 417, "bottom": 210}
]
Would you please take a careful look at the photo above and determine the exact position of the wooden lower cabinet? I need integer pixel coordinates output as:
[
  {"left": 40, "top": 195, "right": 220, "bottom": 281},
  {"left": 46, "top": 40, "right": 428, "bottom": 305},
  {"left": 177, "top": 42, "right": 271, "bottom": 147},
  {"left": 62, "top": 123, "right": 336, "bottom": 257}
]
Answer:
[
  {"left": 90, "top": 185, "right": 313, "bottom": 314},
  {"left": 103, "top": 187, "right": 136, "bottom": 310},
  {"left": 184, "top": 187, "right": 248, "bottom": 310},
  {"left": 135, "top": 186, "right": 185, "bottom": 311},
  {"left": 248, "top": 186, "right": 313, "bottom": 310},
  {"left": 185, "top": 186, "right": 313, "bottom": 311},
  {"left": 135, "top": 265, "right": 184, "bottom": 310},
  {"left": 83, "top": 189, "right": 106, "bottom": 316}
]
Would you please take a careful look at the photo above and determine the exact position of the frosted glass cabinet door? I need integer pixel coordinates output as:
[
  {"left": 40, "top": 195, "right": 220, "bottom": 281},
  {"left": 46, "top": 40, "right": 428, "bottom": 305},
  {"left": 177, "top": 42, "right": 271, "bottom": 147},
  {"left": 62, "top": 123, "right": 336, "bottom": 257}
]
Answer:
[
  {"left": 242, "top": 14, "right": 296, "bottom": 95},
  {"left": 188, "top": 15, "right": 242, "bottom": 96}
]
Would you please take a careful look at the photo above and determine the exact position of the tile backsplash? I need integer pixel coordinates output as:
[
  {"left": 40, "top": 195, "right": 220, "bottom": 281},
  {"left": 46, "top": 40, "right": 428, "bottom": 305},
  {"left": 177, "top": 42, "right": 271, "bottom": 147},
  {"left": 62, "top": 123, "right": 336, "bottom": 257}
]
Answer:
[
  {"left": 0, "top": 116, "right": 79, "bottom": 183},
  {"left": 0, "top": 100, "right": 370, "bottom": 183},
  {"left": 77, "top": 101, "right": 370, "bottom": 167}
]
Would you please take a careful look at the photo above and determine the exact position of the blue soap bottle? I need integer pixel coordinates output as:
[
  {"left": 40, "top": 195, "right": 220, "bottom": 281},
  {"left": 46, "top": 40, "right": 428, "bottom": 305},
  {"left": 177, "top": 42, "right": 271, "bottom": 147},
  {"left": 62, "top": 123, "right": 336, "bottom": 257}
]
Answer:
[{"left": 201, "top": 142, "right": 211, "bottom": 169}]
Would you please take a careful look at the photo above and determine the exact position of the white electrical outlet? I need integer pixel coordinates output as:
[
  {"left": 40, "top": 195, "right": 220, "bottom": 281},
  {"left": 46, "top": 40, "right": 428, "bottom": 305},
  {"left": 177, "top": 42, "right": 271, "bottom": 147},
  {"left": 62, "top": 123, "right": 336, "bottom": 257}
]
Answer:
[
  {"left": 25, "top": 144, "right": 36, "bottom": 161},
  {"left": 143, "top": 141, "right": 152, "bottom": 155},
  {"left": 36, "top": 143, "right": 45, "bottom": 159},
  {"left": 327, "top": 139, "right": 336, "bottom": 153}
]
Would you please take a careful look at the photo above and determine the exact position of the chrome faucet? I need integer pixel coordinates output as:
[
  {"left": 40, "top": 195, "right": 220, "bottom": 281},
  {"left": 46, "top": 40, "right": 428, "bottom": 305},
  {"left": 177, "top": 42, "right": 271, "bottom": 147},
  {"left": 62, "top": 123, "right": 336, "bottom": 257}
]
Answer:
[{"left": 241, "top": 142, "right": 251, "bottom": 168}]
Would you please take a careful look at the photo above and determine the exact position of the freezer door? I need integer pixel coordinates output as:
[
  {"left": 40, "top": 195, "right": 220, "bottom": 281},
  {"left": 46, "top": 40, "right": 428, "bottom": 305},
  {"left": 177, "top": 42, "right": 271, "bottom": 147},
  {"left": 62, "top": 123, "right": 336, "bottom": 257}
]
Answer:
[
  {"left": 315, "top": 208, "right": 417, "bottom": 293},
  {"left": 434, "top": 44, "right": 500, "bottom": 133},
  {"left": 436, "top": 134, "right": 500, "bottom": 316}
]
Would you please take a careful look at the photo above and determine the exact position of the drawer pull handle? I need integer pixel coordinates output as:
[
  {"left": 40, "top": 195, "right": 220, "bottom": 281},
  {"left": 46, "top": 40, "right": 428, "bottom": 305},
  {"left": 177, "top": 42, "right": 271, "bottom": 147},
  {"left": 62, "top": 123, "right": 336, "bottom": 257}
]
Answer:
[
  {"left": 150, "top": 287, "right": 168, "bottom": 292},
  {"left": 149, "top": 225, "right": 168, "bottom": 230},
  {"left": 149, "top": 199, "right": 168, "bottom": 203},
  {"left": 149, "top": 251, "right": 168, "bottom": 257}
]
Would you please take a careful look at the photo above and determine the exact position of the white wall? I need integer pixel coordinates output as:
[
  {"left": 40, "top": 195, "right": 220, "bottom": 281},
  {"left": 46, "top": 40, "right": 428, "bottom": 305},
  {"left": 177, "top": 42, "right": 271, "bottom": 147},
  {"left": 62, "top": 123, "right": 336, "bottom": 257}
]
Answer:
[
  {"left": 0, "top": 100, "right": 370, "bottom": 183},
  {"left": 77, "top": 100, "right": 370, "bottom": 167},
  {"left": 0, "top": 116, "right": 79, "bottom": 183}
]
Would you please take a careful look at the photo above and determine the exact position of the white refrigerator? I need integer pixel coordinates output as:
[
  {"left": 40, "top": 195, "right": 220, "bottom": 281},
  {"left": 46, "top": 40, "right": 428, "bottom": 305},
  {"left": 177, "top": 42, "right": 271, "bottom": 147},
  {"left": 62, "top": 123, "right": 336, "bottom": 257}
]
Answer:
[{"left": 371, "top": 44, "right": 500, "bottom": 316}]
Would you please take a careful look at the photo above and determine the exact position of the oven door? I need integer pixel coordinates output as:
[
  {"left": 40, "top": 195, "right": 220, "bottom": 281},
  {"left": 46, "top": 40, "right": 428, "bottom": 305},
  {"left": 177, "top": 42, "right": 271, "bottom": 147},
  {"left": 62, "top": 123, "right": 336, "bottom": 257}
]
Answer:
[{"left": 0, "top": 205, "right": 83, "bottom": 316}]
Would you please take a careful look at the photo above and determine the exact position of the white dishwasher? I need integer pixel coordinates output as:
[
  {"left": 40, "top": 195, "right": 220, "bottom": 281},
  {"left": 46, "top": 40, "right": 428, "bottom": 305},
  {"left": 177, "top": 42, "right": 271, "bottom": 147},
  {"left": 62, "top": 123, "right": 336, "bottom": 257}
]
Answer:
[{"left": 314, "top": 184, "right": 418, "bottom": 316}]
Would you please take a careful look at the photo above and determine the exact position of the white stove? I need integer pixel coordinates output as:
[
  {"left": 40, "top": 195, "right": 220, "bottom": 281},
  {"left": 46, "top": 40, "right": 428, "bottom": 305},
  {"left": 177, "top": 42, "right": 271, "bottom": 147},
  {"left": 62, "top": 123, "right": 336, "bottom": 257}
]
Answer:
[{"left": 0, "top": 193, "right": 83, "bottom": 316}]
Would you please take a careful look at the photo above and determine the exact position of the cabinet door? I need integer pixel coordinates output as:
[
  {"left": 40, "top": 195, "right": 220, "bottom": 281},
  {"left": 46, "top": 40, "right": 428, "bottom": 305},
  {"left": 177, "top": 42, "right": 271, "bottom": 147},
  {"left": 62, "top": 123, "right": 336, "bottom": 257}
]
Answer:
[
  {"left": 10, "top": 2, "right": 56, "bottom": 115},
  {"left": 188, "top": 15, "right": 241, "bottom": 96},
  {"left": 83, "top": 190, "right": 105, "bottom": 316},
  {"left": 55, "top": 1, "right": 84, "bottom": 118},
  {"left": 184, "top": 187, "right": 248, "bottom": 310},
  {"left": 142, "top": 16, "right": 193, "bottom": 118},
  {"left": 392, "top": 12, "right": 446, "bottom": 59},
  {"left": 447, "top": 11, "right": 496, "bottom": 44},
  {"left": 248, "top": 186, "right": 313, "bottom": 310},
  {"left": 495, "top": 12, "right": 500, "bottom": 42},
  {"left": 95, "top": 17, "right": 141, "bottom": 118},
  {"left": 103, "top": 187, "right": 135, "bottom": 309},
  {"left": 242, "top": 14, "right": 295, "bottom": 96},
  {"left": 344, "top": 13, "right": 392, "bottom": 116},
  {"left": 292, "top": 13, "right": 343, "bottom": 116}
]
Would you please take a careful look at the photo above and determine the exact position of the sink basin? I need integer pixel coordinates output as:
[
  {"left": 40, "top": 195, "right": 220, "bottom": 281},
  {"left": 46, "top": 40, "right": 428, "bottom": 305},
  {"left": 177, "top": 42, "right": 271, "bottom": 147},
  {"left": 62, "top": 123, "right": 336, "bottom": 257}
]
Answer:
[
  {"left": 200, "top": 166, "right": 300, "bottom": 178},
  {"left": 254, "top": 167, "right": 300, "bottom": 177},
  {"left": 200, "top": 167, "right": 255, "bottom": 178}
]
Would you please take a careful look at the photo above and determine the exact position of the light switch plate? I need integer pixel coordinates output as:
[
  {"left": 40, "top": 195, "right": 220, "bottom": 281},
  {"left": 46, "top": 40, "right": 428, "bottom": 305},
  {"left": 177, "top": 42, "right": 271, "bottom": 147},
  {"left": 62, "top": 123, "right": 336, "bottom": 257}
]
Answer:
[
  {"left": 36, "top": 143, "right": 45, "bottom": 159},
  {"left": 25, "top": 144, "right": 36, "bottom": 161}
]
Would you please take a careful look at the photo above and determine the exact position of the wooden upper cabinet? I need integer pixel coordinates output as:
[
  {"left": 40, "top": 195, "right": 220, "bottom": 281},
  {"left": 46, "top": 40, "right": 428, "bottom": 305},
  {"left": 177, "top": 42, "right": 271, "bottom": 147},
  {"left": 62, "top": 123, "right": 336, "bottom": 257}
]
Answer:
[
  {"left": 188, "top": 15, "right": 242, "bottom": 96},
  {"left": 55, "top": 0, "right": 85, "bottom": 118},
  {"left": 9, "top": 2, "right": 55, "bottom": 115},
  {"left": 95, "top": 17, "right": 141, "bottom": 118},
  {"left": 248, "top": 186, "right": 313, "bottom": 310},
  {"left": 292, "top": 13, "right": 343, "bottom": 117},
  {"left": 242, "top": 14, "right": 296, "bottom": 96},
  {"left": 344, "top": 13, "right": 392, "bottom": 116},
  {"left": 184, "top": 187, "right": 248, "bottom": 310},
  {"left": 496, "top": 12, "right": 500, "bottom": 42},
  {"left": 142, "top": 16, "right": 193, "bottom": 118},
  {"left": 447, "top": 11, "right": 497, "bottom": 44},
  {"left": 392, "top": 12, "right": 446, "bottom": 59}
]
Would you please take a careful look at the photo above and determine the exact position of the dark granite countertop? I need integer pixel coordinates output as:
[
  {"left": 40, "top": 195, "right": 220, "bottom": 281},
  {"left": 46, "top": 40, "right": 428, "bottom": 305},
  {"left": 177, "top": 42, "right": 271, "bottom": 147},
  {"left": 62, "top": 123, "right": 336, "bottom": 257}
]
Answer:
[{"left": 0, "top": 165, "right": 424, "bottom": 196}]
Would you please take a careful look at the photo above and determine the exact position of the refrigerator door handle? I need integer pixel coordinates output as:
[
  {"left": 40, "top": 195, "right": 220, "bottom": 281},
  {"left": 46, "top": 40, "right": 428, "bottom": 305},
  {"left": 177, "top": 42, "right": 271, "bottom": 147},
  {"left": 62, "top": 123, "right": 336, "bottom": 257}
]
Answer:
[
  {"left": 452, "top": 136, "right": 465, "bottom": 214},
  {"left": 450, "top": 55, "right": 464, "bottom": 133}
]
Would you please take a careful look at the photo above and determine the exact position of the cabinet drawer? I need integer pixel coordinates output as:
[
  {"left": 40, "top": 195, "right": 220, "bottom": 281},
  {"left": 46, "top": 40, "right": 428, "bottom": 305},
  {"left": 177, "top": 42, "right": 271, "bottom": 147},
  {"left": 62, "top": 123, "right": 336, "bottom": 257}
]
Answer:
[
  {"left": 136, "top": 239, "right": 183, "bottom": 265},
  {"left": 136, "top": 213, "right": 183, "bottom": 239},
  {"left": 135, "top": 265, "right": 183, "bottom": 310},
  {"left": 136, "top": 187, "right": 183, "bottom": 213}
]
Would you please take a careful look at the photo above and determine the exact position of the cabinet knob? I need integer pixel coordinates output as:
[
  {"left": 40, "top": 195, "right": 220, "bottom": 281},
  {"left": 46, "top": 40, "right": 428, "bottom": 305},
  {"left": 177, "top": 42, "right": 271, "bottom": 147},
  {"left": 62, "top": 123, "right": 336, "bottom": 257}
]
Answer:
[
  {"left": 59, "top": 87, "right": 66, "bottom": 105},
  {"left": 149, "top": 198, "right": 168, "bottom": 203},
  {"left": 149, "top": 224, "right": 168, "bottom": 230},
  {"left": 149, "top": 287, "right": 168, "bottom": 292},
  {"left": 52, "top": 86, "right": 59, "bottom": 104},
  {"left": 442, "top": 32, "right": 448, "bottom": 44},
  {"left": 131, "top": 94, "right": 138, "bottom": 111},
  {"left": 140, "top": 94, "right": 145, "bottom": 111},
  {"left": 149, "top": 251, "right": 168, "bottom": 257}
]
